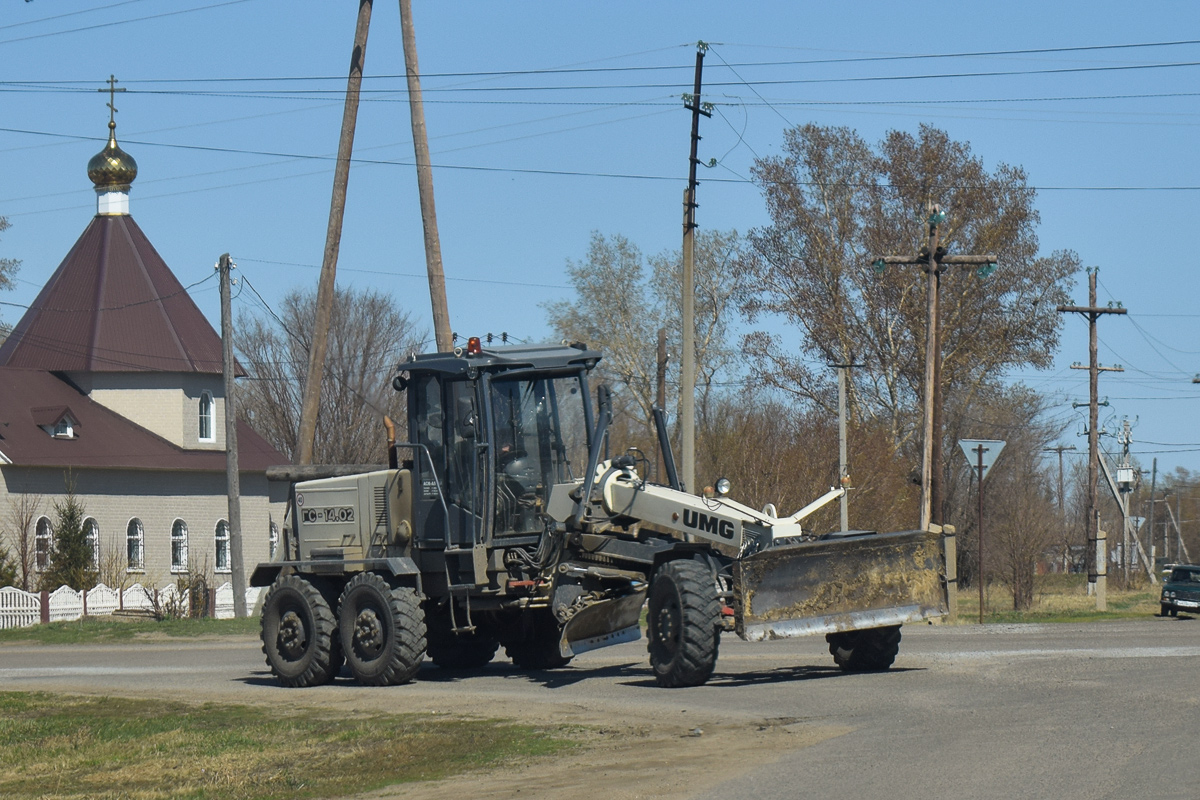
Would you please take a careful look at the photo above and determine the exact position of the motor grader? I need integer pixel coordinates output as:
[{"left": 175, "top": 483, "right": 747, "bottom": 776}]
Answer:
[{"left": 251, "top": 340, "right": 950, "bottom": 688}]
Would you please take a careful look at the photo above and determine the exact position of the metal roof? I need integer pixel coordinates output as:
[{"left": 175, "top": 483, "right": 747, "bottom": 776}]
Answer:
[
  {"left": 399, "top": 343, "right": 601, "bottom": 379},
  {"left": 0, "top": 214, "right": 228, "bottom": 374}
]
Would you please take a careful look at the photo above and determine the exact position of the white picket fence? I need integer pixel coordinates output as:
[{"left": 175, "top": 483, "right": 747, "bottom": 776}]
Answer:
[{"left": 0, "top": 582, "right": 265, "bottom": 629}]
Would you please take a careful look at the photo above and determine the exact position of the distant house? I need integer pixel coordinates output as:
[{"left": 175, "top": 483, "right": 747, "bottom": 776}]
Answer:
[{"left": 0, "top": 116, "right": 288, "bottom": 589}]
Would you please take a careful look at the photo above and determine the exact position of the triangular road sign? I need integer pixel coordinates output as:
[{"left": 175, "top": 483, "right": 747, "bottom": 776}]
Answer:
[{"left": 959, "top": 439, "right": 1006, "bottom": 480}]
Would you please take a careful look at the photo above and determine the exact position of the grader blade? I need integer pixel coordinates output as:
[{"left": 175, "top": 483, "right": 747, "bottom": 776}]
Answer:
[
  {"left": 734, "top": 530, "right": 948, "bottom": 642},
  {"left": 559, "top": 588, "right": 647, "bottom": 657}
]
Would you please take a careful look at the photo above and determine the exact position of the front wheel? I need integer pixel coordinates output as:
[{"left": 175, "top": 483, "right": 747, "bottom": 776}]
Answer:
[
  {"left": 338, "top": 572, "right": 426, "bottom": 686},
  {"left": 1162, "top": 603, "right": 1172, "bottom": 617},
  {"left": 826, "top": 626, "right": 902, "bottom": 673},
  {"left": 260, "top": 575, "right": 342, "bottom": 687},
  {"left": 647, "top": 560, "right": 721, "bottom": 688}
]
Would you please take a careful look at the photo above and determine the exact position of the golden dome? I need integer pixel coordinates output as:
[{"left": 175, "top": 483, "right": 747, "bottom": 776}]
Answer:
[{"left": 87, "top": 121, "right": 138, "bottom": 189}]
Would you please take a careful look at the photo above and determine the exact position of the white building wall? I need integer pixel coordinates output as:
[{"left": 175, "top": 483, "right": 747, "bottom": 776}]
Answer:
[
  {"left": 67, "top": 372, "right": 226, "bottom": 451},
  {"left": 0, "top": 466, "right": 287, "bottom": 588}
]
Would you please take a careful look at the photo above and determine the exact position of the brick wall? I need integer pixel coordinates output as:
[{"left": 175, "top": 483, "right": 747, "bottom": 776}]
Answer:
[{"left": 0, "top": 466, "right": 287, "bottom": 588}]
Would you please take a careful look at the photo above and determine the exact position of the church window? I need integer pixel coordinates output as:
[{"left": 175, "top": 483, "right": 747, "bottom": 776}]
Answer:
[
  {"left": 199, "top": 392, "right": 214, "bottom": 442},
  {"left": 35, "top": 517, "right": 53, "bottom": 571},
  {"left": 127, "top": 519, "right": 144, "bottom": 571},
  {"left": 215, "top": 520, "right": 230, "bottom": 572},
  {"left": 84, "top": 517, "right": 100, "bottom": 569},
  {"left": 171, "top": 519, "right": 189, "bottom": 572}
]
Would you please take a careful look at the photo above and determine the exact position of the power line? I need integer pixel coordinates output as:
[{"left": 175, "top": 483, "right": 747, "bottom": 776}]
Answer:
[
  {"left": 0, "top": 0, "right": 150, "bottom": 32},
  {"left": 10, "top": 37, "right": 1200, "bottom": 81},
  {"left": 236, "top": 257, "right": 571, "bottom": 290},
  {"left": 0, "top": 0, "right": 255, "bottom": 47}
]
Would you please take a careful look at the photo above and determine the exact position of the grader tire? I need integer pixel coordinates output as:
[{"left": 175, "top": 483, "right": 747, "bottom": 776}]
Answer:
[
  {"left": 827, "top": 625, "right": 902, "bottom": 673},
  {"left": 260, "top": 575, "right": 342, "bottom": 687},
  {"left": 338, "top": 572, "right": 426, "bottom": 686},
  {"left": 647, "top": 559, "right": 721, "bottom": 688}
]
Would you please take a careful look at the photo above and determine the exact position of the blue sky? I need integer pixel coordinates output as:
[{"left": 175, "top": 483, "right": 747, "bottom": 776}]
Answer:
[{"left": 3, "top": 0, "right": 1200, "bottom": 475}]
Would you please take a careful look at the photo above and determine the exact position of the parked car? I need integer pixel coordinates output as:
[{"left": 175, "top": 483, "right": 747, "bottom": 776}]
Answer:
[{"left": 1160, "top": 564, "right": 1200, "bottom": 616}]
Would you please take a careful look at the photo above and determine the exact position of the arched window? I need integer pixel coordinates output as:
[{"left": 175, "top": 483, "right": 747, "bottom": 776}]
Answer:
[
  {"left": 126, "top": 518, "right": 144, "bottom": 571},
  {"left": 215, "top": 520, "right": 230, "bottom": 572},
  {"left": 269, "top": 520, "right": 279, "bottom": 561},
  {"left": 35, "top": 516, "right": 53, "bottom": 571},
  {"left": 84, "top": 517, "right": 100, "bottom": 569},
  {"left": 171, "top": 519, "right": 189, "bottom": 572},
  {"left": 198, "top": 392, "right": 214, "bottom": 442}
]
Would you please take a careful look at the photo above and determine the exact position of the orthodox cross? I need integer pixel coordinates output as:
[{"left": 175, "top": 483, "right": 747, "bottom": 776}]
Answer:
[{"left": 99, "top": 74, "right": 125, "bottom": 126}]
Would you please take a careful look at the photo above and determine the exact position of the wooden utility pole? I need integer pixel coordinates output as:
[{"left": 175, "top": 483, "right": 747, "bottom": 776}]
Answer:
[
  {"left": 655, "top": 327, "right": 668, "bottom": 481},
  {"left": 872, "top": 205, "right": 996, "bottom": 531},
  {"left": 218, "top": 254, "right": 247, "bottom": 618},
  {"left": 831, "top": 359, "right": 863, "bottom": 531},
  {"left": 680, "top": 41, "right": 710, "bottom": 495},
  {"left": 1043, "top": 443, "right": 1077, "bottom": 571},
  {"left": 398, "top": 0, "right": 452, "bottom": 352},
  {"left": 1057, "top": 267, "right": 1126, "bottom": 607},
  {"left": 297, "top": 0, "right": 373, "bottom": 465}
]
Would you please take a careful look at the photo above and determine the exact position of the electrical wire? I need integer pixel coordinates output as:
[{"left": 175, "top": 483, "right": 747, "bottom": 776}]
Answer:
[{"left": 0, "top": 0, "right": 256, "bottom": 47}]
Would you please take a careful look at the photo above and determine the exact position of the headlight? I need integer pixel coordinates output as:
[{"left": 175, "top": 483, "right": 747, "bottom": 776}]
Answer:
[{"left": 714, "top": 477, "right": 732, "bottom": 496}]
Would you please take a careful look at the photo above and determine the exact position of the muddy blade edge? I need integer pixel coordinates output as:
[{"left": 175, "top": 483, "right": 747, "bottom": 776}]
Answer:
[{"left": 734, "top": 530, "right": 948, "bottom": 642}]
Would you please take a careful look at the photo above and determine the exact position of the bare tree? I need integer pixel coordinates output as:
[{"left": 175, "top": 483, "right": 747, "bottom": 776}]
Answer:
[
  {"left": 5, "top": 493, "right": 42, "bottom": 591},
  {"left": 544, "top": 230, "right": 742, "bottom": 444},
  {"left": 0, "top": 215, "right": 20, "bottom": 338},
  {"left": 738, "top": 123, "right": 1080, "bottom": 452},
  {"left": 236, "top": 285, "right": 424, "bottom": 465}
]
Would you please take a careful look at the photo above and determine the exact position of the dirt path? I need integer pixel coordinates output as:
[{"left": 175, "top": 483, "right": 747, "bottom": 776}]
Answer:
[{"left": 362, "top": 708, "right": 848, "bottom": 800}]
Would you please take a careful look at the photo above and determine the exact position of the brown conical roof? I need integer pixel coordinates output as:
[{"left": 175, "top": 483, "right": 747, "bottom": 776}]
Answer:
[{"left": 0, "top": 214, "right": 225, "bottom": 373}]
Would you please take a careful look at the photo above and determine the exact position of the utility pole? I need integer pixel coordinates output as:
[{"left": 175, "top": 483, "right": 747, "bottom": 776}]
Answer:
[
  {"left": 398, "top": 0, "right": 452, "bottom": 352},
  {"left": 679, "top": 41, "right": 710, "bottom": 495},
  {"left": 218, "top": 254, "right": 247, "bottom": 618},
  {"left": 297, "top": 0, "right": 373, "bottom": 465},
  {"left": 1148, "top": 457, "right": 1157, "bottom": 567},
  {"left": 1043, "top": 443, "right": 1076, "bottom": 572},
  {"left": 1057, "top": 267, "right": 1126, "bottom": 606},
  {"left": 655, "top": 327, "right": 668, "bottom": 482},
  {"left": 830, "top": 359, "right": 863, "bottom": 531},
  {"left": 872, "top": 205, "right": 996, "bottom": 531}
]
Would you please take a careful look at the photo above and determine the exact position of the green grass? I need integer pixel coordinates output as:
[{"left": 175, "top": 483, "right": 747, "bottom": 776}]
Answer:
[
  {"left": 0, "top": 615, "right": 260, "bottom": 646},
  {"left": 0, "top": 692, "right": 572, "bottom": 800}
]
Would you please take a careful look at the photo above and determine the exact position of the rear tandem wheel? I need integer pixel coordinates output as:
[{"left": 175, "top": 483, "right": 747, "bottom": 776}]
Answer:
[
  {"left": 260, "top": 574, "right": 343, "bottom": 687},
  {"left": 337, "top": 572, "right": 427, "bottom": 685}
]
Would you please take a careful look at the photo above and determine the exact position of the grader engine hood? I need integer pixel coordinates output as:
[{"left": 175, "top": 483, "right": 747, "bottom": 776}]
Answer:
[{"left": 735, "top": 530, "right": 948, "bottom": 641}]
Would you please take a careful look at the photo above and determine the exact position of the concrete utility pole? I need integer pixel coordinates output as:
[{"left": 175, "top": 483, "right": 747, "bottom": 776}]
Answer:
[
  {"left": 679, "top": 41, "right": 710, "bottom": 495},
  {"left": 831, "top": 359, "right": 863, "bottom": 531},
  {"left": 398, "top": 0, "right": 452, "bottom": 352},
  {"left": 1147, "top": 458, "right": 1157, "bottom": 565},
  {"left": 1057, "top": 267, "right": 1126, "bottom": 607},
  {"left": 297, "top": 0, "right": 373, "bottom": 465},
  {"left": 872, "top": 205, "right": 996, "bottom": 531},
  {"left": 217, "top": 254, "right": 247, "bottom": 618}
]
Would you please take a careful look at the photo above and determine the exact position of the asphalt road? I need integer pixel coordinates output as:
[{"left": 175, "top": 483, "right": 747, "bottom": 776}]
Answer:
[{"left": 2, "top": 617, "right": 1198, "bottom": 799}]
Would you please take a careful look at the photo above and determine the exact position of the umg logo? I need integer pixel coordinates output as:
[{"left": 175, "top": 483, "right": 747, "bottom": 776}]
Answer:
[{"left": 682, "top": 509, "right": 735, "bottom": 540}]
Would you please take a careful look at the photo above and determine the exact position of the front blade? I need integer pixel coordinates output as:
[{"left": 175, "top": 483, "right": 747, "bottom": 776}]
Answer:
[{"left": 734, "top": 530, "right": 947, "bottom": 642}]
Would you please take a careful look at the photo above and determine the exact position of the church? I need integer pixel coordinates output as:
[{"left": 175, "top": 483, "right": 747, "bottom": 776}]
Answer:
[{"left": 0, "top": 111, "right": 289, "bottom": 591}]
